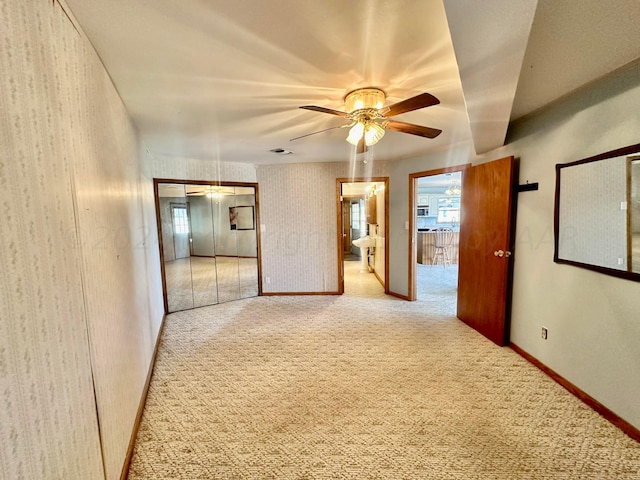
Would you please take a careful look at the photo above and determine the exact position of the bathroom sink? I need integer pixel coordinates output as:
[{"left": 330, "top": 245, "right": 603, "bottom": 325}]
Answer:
[{"left": 352, "top": 236, "right": 376, "bottom": 248}]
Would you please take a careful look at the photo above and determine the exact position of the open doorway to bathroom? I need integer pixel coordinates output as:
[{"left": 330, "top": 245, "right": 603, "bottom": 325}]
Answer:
[
  {"left": 336, "top": 177, "right": 389, "bottom": 295},
  {"left": 408, "top": 166, "right": 468, "bottom": 303}
]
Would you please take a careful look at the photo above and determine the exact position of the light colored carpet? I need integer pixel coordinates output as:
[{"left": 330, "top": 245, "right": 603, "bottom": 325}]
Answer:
[{"left": 128, "top": 262, "right": 640, "bottom": 479}]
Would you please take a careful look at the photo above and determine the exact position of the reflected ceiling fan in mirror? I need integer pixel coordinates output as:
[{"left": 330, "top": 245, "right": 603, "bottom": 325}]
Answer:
[
  {"left": 186, "top": 185, "right": 236, "bottom": 198},
  {"left": 291, "top": 88, "right": 442, "bottom": 153}
]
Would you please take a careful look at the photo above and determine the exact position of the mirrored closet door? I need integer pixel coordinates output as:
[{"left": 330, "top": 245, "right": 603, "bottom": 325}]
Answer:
[{"left": 155, "top": 181, "right": 261, "bottom": 313}]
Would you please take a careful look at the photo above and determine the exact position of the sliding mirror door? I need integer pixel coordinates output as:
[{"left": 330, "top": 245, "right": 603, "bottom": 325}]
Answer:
[
  {"left": 186, "top": 185, "right": 219, "bottom": 308},
  {"left": 212, "top": 186, "right": 241, "bottom": 303},
  {"left": 234, "top": 187, "right": 259, "bottom": 299},
  {"left": 158, "top": 183, "right": 194, "bottom": 311},
  {"left": 156, "top": 181, "right": 260, "bottom": 313}
]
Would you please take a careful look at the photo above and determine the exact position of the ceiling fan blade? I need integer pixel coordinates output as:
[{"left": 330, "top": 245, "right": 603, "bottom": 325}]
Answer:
[
  {"left": 300, "top": 105, "right": 350, "bottom": 117},
  {"left": 356, "top": 137, "right": 367, "bottom": 154},
  {"left": 385, "top": 120, "right": 442, "bottom": 139},
  {"left": 385, "top": 93, "right": 440, "bottom": 117},
  {"left": 289, "top": 123, "right": 350, "bottom": 142}
]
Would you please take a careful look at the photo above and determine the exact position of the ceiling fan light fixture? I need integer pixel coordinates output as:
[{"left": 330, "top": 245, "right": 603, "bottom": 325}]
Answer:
[
  {"left": 344, "top": 88, "right": 386, "bottom": 113},
  {"left": 364, "top": 122, "right": 385, "bottom": 146},
  {"left": 296, "top": 89, "right": 441, "bottom": 150},
  {"left": 346, "top": 122, "right": 365, "bottom": 145}
]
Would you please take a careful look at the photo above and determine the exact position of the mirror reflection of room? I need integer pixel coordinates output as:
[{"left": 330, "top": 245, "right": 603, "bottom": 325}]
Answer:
[
  {"left": 556, "top": 151, "right": 640, "bottom": 275},
  {"left": 156, "top": 182, "right": 259, "bottom": 313}
]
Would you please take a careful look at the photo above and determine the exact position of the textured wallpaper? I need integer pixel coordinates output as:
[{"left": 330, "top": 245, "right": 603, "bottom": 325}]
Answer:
[
  {"left": 374, "top": 182, "right": 386, "bottom": 284},
  {"left": 144, "top": 153, "right": 257, "bottom": 184},
  {"left": 256, "top": 161, "right": 388, "bottom": 293},
  {"left": 558, "top": 156, "right": 627, "bottom": 269},
  {"left": 1, "top": 1, "right": 163, "bottom": 479}
]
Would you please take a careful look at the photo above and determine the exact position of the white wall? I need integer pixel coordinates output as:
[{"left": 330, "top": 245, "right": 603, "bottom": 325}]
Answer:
[
  {"left": 0, "top": 2, "right": 164, "bottom": 478},
  {"left": 256, "top": 161, "right": 388, "bottom": 293}
]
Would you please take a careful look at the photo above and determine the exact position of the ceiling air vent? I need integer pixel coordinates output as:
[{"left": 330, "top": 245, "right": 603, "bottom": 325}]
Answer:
[{"left": 270, "top": 148, "right": 293, "bottom": 155}]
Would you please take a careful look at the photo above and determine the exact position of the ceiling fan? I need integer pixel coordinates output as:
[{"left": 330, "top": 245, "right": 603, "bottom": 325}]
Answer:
[
  {"left": 186, "top": 186, "right": 235, "bottom": 197},
  {"left": 292, "top": 87, "right": 442, "bottom": 153}
]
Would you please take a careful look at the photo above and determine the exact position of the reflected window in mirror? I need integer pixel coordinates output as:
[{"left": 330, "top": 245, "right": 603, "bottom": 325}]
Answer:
[{"left": 554, "top": 142, "right": 640, "bottom": 281}]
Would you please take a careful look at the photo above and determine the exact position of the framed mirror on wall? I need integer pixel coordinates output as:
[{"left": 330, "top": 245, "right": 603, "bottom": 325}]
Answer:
[
  {"left": 154, "top": 180, "right": 261, "bottom": 313},
  {"left": 554, "top": 142, "right": 640, "bottom": 281}
]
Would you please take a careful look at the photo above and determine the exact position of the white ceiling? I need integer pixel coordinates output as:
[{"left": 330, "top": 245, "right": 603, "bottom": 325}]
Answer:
[{"left": 63, "top": 0, "right": 640, "bottom": 164}]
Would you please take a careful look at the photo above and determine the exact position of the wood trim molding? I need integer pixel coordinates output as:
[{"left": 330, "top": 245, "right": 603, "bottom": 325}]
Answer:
[
  {"left": 387, "top": 290, "right": 411, "bottom": 301},
  {"left": 335, "top": 179, "right": 344, "bottom": 294},
  {"left": 373, "top": 270, "right": 384, "bottom": 288},
  {"left": 510, "top": 343, "right": 640, "bottom": 443},
  {"left": 119, "top": 314, "right": 167, "bottom": 480},
  {"left": 254, "top": 183, "right": 263, "bottom": 296},
  {"left": 153, "top": 181, "right": 169, "bottom": 313},
  {"left": 336, "top": 177, "right": 390, "bottom": 295},
  {"left": 261, "top": 291, "right": 341, "bottom": 296}
]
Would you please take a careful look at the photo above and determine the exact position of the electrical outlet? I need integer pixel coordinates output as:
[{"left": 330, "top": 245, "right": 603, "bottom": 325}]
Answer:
[
  {"left": 265, "top": 276, "right": 271, "bottom": 284},
  {"left": 541, "top": 327, "right": 548, "bottom": 340}
]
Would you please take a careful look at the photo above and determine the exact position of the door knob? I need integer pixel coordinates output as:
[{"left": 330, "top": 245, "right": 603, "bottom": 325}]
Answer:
[{"left": 494, "top": 250, "right": 512, "bottom": 257}]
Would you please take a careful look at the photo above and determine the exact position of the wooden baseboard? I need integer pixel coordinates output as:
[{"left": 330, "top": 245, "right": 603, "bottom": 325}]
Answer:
[
  {"left": 387, "top": 290, "right": 411, "bottom": 301},
  {"left": 373, "top": 270, "right": 384, "bottom": 288},
  {"left": 510, "top": 343, "right": 640, "bottom": 443},
  {"left": 120, "top": 314, "right": 167, "bottom": 480},
  {"left": 261, "top": 291, "right": 341, "bottom": 296}
]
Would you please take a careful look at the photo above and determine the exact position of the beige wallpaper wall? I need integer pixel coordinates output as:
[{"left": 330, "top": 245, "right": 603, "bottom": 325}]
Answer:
[
  {"left": 374, "top": 183, "right": 386, "bottom": 283},
  {"left": 1, "top": 1, "right": 163, "bottom": 479},
  {"left": 144, "top": 153, "right": 257, "bottom": 183},
  {"left": 256, "top": 161, "right": 388, "bottom": 293}
]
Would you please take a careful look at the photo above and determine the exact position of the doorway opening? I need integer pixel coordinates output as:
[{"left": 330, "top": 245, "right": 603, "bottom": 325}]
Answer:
[
  {"left": 336, "top": 177, "right": 389, "bottom": 295},
  {"left": 409, "top": 166, "right": 467, "bottom": 303}
]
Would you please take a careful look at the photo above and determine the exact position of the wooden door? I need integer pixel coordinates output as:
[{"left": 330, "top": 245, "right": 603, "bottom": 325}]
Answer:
[
  {"left": 350, "top": 200, "right": 362, "bottom": 256},
  {"left": 342, "top": 199, "right": 351, "bottom": 253},
  {"left": 457, "top": 156, "right": 515, "bottom": 346}
]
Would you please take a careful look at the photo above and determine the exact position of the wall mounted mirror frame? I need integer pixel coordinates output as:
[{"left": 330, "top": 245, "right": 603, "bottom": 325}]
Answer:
[
  {"left": 154, "top": 179, "right": 262, "bottom": 313},
  {"left": 554, "top": 142, "right": 640, "bottom": 282}
]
